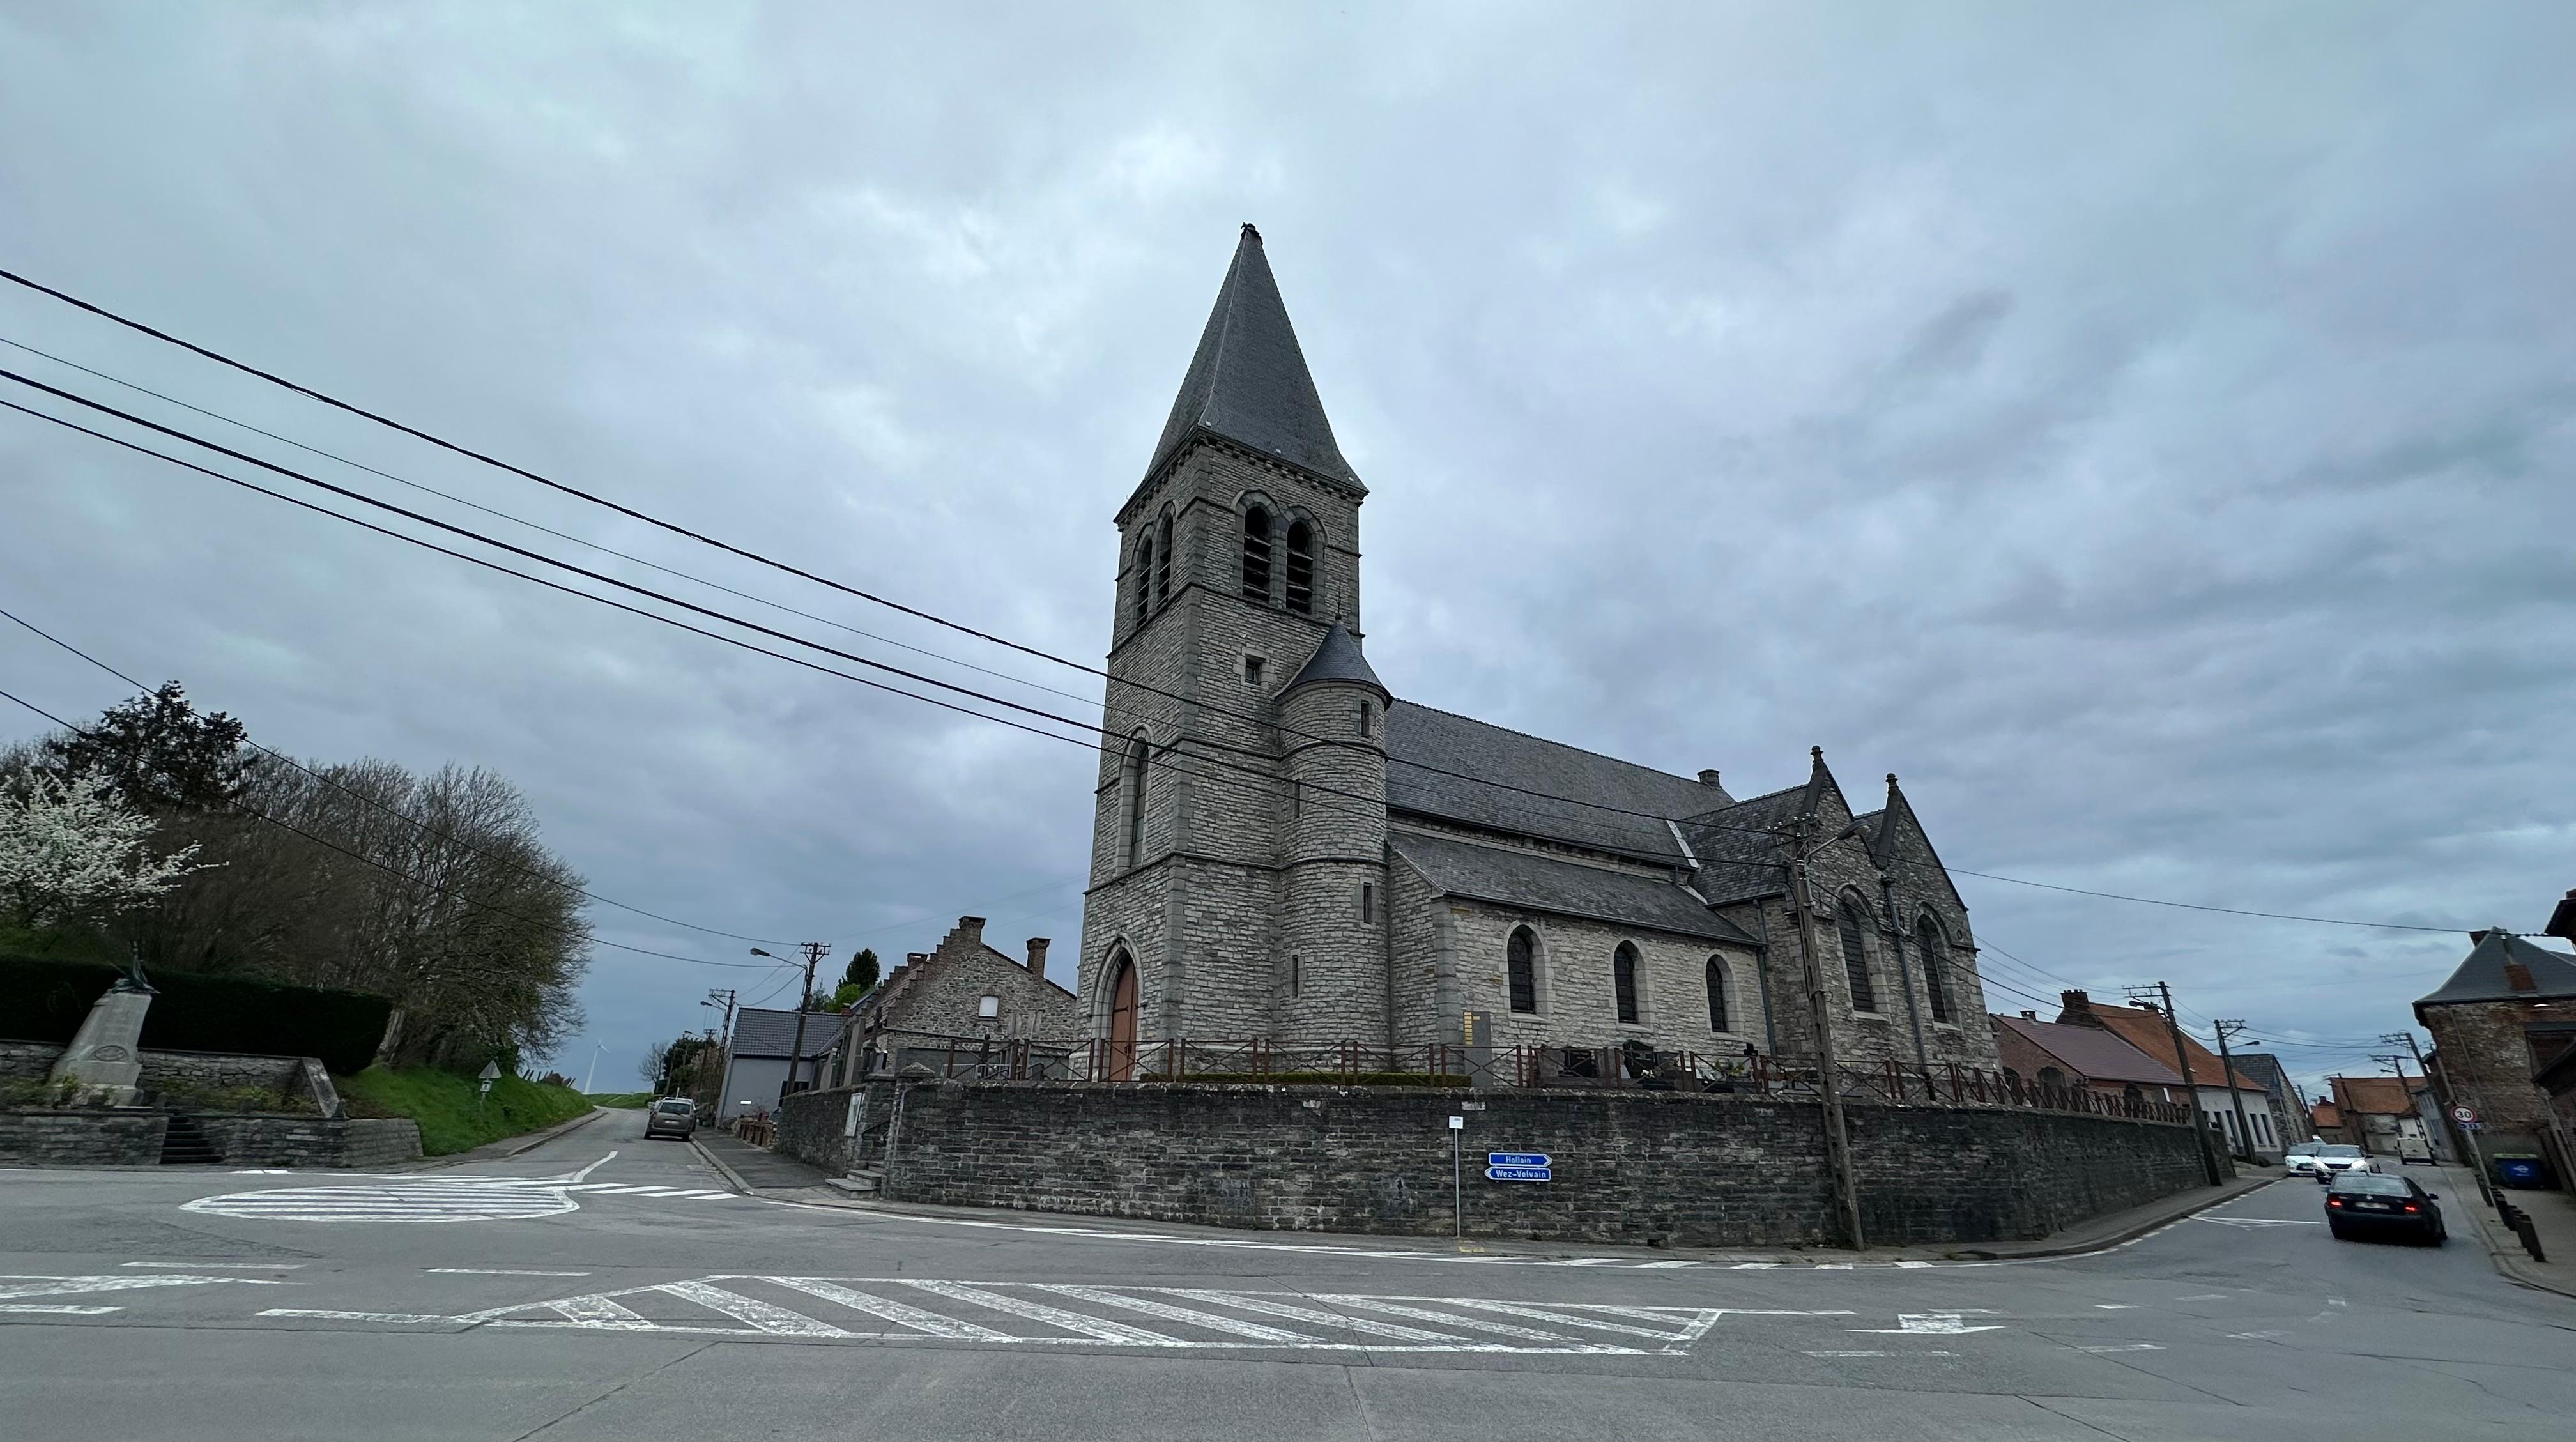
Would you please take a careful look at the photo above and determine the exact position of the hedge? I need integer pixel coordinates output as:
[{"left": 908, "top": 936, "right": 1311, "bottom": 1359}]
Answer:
[{"left": 0, "top": 954, "right": 392, "bottom": 1074}]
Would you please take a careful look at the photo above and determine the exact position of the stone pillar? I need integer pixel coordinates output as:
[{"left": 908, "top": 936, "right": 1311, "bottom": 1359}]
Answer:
[{"left": 49, "top": 983, "right": 154, "bottom": 1105}]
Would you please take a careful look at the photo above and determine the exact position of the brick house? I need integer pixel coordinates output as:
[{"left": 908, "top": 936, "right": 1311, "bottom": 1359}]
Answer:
[
  {"left": 2322, "top": 1073, "right": 2433, "bottom": 1160},
  {"left": 2053, "top": 990, "right": 2285, "bottom": 1160},
  {"left": 1991, "top": 1010, "right": 2188, "bottom": 1111},
  {"left": 1078, "top": 224, "right": 2004, "bottom": 1081},
  {"left": 2414, "top": 930, "right": 2576, "bottom": 1185},
  {"left": 822, "top": 917, "right": 1078, "bottom": 1084},
  {"left": 2309, "top": 1100, "right": 2347, "bottom": 1144}
]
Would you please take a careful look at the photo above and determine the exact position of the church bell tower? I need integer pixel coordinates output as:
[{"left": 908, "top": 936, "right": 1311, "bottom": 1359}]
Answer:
[{"left": 1075, "top": 226, "right": 1390, "bottom": 1071}]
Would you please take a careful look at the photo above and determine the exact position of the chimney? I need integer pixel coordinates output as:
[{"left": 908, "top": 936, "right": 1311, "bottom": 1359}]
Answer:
[
  {"left": 1698, "top": 769, "right": 1722, "bottom": 787},
  {"left": 2059, "top": 989, "right": 2097, "bottom": 1024},
  {"left": 954, "top": 916, "right": 986, "bottom": 947},
  {"left": 2021, "top": 1009, "right": 2038, "bottom": 1021},
  {"left": 1025, "top": 937, "right": 1050, "bottom": 983}
]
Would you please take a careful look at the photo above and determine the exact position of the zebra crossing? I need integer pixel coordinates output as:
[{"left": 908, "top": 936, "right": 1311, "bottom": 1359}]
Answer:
[
  {"left": 181, "top": 1176, "right": 741, "bottom": 1223},
  {"left": 260, "top": 1275, "right": 1784, "bottom": 1353}
]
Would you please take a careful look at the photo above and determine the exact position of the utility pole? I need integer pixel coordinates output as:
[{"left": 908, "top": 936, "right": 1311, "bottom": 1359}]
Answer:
[
  {"left": 2209, "top": 1019, "right": 2259, "bottom": 1162},
  {"left": 1788, "top": 804, "right": 1866, "bottom": 1250},
  {"left": 2383, "top": 1029, "right": 2462, "bottom": 1167},
  {"left": 2129, "top": 982, "right": 2225, "bottom": 1185},
  {"left": 707, "top": 988, "right": 737, "bottom": 1048},
  {"left": 788, "top": 942, "right": 830, "bottom": 1096}
]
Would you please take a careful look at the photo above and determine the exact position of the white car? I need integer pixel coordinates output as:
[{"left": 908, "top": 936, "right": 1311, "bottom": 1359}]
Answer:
[
  {"left": 2304, "top": 1144, "right": 2368, "bottom": 1181},
  {"left": 2286, "top": 1143, "right": 2324, "bottom": 1176}
]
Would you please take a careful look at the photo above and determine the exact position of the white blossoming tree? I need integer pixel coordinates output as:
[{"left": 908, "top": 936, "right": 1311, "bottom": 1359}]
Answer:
[{"left": 0, "top": 772, "right": 207, "bottom": 929}]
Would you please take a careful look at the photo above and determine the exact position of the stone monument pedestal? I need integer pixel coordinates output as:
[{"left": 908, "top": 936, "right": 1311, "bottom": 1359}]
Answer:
[{"left": 49, "top": 984, "right": 155, "bottom": 1105}]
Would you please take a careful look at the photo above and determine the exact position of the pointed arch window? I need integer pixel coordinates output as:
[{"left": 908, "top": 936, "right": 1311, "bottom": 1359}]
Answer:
[
  {"left": 1132, "top": 534, "right": 1154, "bottom": 629},
  {"left": 1121, "top": 732, "right": 1149, "bottom": 866},
  {"left": 1153, "top": 507, "right": 1174, "bottom": 606},
  {"left": 1835, "top": 894, "right": 1878, "bottom": 1012},
  {"left": 1506, "top": 928, "right": 1538, "bottom": 1013},
  {"left": 1613, "top": 942, "right": 1642, "bottom": 1024},
  {"left": 1706, "top": 956, "right": 1731, "bottom": 1033},
  {"left": 1241, "top": 506, "right": 1272, "bottom": 601},
  {"left": 1917, "top": 915, "right": 1952, "bottom": 1024},
  {"left": 1284, "top": 519, "right": 1315, "bottom": 614}
]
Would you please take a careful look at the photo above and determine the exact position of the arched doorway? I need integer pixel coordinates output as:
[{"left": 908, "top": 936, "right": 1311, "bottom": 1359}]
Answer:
[{"left": 1105, "top": 951, "right": 1138, "bottom": 1082}]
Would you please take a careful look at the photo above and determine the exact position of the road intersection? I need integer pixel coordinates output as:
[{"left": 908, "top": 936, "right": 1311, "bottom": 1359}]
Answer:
[{"left": 4, "top": 1109, "right": 2571, "bottom": 1440}]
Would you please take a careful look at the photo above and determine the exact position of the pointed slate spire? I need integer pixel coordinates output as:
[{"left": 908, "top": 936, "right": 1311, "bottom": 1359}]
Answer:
[
  {"left": 1149, "top": 224, "right": 1363, "bottom": 492},
  {"left": 1284, "top": 622, "right": 1389, "bottom": 699}
]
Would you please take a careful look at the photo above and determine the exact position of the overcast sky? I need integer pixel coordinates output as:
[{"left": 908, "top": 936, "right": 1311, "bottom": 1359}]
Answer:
[{"left": 3, "top": 4, "right": 2569, "bottom": 1097}]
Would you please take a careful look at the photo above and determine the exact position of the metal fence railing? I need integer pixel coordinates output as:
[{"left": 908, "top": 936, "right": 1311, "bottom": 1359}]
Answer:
[{"left": 1046, "top": 1038, "right": 2191, "bottom": 1124}]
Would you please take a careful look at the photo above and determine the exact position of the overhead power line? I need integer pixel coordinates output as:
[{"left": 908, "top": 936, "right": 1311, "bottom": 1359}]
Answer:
[
  {"left": 1949, "top": 867, "right": 2463, "bottom": 935},
  {"left": 0, "top": 602, "right": 786, "bottom": 948},
  {"left": 0, "top": 684, "right": 787, "bottom": 973}
]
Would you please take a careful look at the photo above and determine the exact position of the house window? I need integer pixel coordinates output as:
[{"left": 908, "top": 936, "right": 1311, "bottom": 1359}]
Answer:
[
  {"left": 1918, "top": 915, "right": 1952, "bottom": 1023},
  {"left": 1154, "top": 506, "right": 1174, "bottom": 606},
  {"left": 1284, "top": 519, "right": 1315, "bottom": 614},
  {"left": 1241, "top": 506, "right": 1272, "bottom": 601},
  {"left": 1835, "top": 894, "right": 1878, "bottom": 1012},
  {"left": 977, "top": 995, "right": 999, "bottom": 1019},
  {"left": 1121, "top": 732, "right": 1149, "bottom": 865},
  {"left": 1507, "top": 927, "right": 1538, "bottom": 1013},
  {"left": 1705, "top": 956, "right": 1730, "bottom": 1032},
  {"left": 1244, "top": 655, "right": 1264, "bottom": 686},
  {"left": 1613, "top": 942, "right": 1642, "bottom": 1024},
  {"left": 2039, "top": 1066, "right": 2066, "bottom": 1089}
]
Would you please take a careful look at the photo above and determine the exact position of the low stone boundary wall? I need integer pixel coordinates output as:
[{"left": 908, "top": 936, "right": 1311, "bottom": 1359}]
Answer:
[
  {"left": 0, "top": 1111, "right": 419, "bottom": 1167},
  {"left": 776, "top": 1080, "right": 2209, "bottom": 1248}
]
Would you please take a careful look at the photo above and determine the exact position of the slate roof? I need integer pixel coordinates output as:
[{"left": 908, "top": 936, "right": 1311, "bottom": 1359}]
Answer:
[
  {"left": 1992, "top": 1015, "right": 2186, "bottom": 1086},
  {"left": 728, "top": 1006, "right": 839, "bottom": 1060},
  {"left": 2413, "top": 931, "right": 2576, "bottom": 1010},
  {"left": 1285, "top": 622, "right": 1388, "bottom": 698},
  {"left": 1680, "top": 786, "right": 1802, "bottom": 903},
  {"left": 1390, "top": 829, "right": 1759, "bottom": 946},
  {"left": 1384, "top": 702, "right": 1729, "bottom": 864},
  {"left": 1149, "top": 224, "right": 1361, "bottom": 492}
]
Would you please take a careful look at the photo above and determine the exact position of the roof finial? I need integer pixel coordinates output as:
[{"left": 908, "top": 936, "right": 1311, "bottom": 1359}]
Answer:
[
  {"left": 1886, "top": 772, "right": 1899, "bottom": 786},
  {"left": 1241, "top": 221, "right": 1262, "bottom": 243},
  {"left": 1810, "top": 745, "right": 1824, "bottom": 762}
]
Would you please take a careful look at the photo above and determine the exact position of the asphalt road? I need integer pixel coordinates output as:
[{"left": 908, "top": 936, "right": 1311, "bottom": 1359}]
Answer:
[{"left": 3, "top": 1110, "right": 2571, "bottom": 1441}]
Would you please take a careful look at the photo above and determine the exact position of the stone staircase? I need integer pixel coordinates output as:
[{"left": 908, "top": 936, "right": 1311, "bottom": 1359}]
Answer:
[
  {"left": 158, "top": 1114, "right": 223, "bottom": 1165},
  {"left": 825, "top": 1165, "right": 884, "bottom": 1197}
]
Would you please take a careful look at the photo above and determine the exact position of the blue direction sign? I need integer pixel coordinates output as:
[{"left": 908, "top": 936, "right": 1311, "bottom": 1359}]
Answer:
[
  {"left": 1485, "top": 1165, "right": 1551, "bottom": 1182},
  {"left": 1488, "top": 1152, "right": 1550, "bottom": 1168}
]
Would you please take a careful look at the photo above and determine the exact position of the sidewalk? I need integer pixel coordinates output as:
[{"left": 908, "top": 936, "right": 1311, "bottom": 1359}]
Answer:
[
  {"left": 689, "top": 1126, "right": 2279, "bottom": 1265},
  {"left": 2435, "top": 1162, "right": 2576, "bottom": 1300}
]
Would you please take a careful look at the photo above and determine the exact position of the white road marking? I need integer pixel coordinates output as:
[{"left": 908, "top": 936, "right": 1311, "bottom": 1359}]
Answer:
[
  {"left": 1852, "top": 1310, "right": 2003, "bottom": 1335},
  {"left": 2079, "top": 1344, "right": 2165, "bottom": 1353},
  {"left": 184, "top": 1180, "right": 580, "bottom": 1223},
  {"left": 2092, "top": 1303, "right": 2137, "bottom": 1310},
  {"left": 268, "top": 1277, "right": 1728, "bottom": 1354},
  {"left": 2227, "top": 1330, "right": 2285, "bottom": 1340},
  {"left": 0, "top": 1272, "right": 288, "bottom": 1317},
  {"left": 425, "top": 1268, "right": 591, "bottom": 1277},
  {"left": 0, "top": 1305, "right": 121, "bottom": 1315},
  {"left": 1806, "top": 1349, "right": 1954, "bottom": 1358},
  {"left": 119, "top": 1261, "right": 300, "bottom": 1270},
  {"left": 2193, "top": 1217, "right": 2320, "bottom": 1228},
  {"left": 2175, "top": 1292, "right": 2229, "bottom": 1301}
]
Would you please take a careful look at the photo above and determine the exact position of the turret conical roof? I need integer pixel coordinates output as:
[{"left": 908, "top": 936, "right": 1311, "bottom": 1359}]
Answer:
[
  {"left": 1285, "top": 622, "right": 1388, "bottom": 698},
  {"left": 1149, "top": 225, "right": 1362, "bottom": 493}
]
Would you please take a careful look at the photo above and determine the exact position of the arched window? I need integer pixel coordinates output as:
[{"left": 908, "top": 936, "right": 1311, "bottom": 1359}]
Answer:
[
  {"left": 1121, "top": 733, "right": 1149, "bottom": 865},
  {"left": 2037, "top": 1066, "right": 2066, "bottom": 1089},
  {"left": 1153, "top": 507, "right": 1174, "bottom": 606},
  {"left": 1241, "top": 506, "right": 1272, "bottom": 601},
  {"left": 1613, "top": 942, "right": 1641, "bottom": 1024},
  {"left": 1284, "top": 519, "right": 1315, "bottom": 614},
  {"left": 1104, "top": 950, "right": 1138, "bottom": 1082},
  {"left": 1506, "top": 927, "right": 1538, "bottom": 1013},
  {"left": 1917, "top": 915, "right": 1952, "bottom": 1023},
  {"left": 1705, "top": 956, "right": 1731, "bottom": 1032},
  {"left": 1835, "top": 894, "right": 1877, "bottom": 1011},
  {"left": 1132, "top": 534, "right": 1154, "bottom": 629}
]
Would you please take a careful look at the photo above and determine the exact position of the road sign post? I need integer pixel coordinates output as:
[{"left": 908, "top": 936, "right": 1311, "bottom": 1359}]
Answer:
[{"left": 1448, "top": 1115, "right": 1465, "bottom": 1238}]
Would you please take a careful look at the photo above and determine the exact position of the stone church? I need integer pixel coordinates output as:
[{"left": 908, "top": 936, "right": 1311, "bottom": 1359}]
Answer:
[{"left": 1076, "top": 226, "right": 2002, "bottom": 1080}]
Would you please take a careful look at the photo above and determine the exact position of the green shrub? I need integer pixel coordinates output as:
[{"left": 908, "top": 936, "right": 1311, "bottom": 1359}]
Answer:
[
  {"left": 340, "top": 1066, "right": 593, "bottom": 1155},
  {"left": 0, "top": 954, "right": 392, "bottom": 1073}
]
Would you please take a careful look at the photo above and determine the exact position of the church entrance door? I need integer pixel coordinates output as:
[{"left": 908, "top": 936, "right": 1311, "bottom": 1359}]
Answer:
[{"left": 1106, "top": 954, "right": 1138, "bottom": 1082}]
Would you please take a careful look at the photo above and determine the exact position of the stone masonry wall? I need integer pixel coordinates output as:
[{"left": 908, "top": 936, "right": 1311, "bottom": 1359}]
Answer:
[
  {"left": 1436, "top": 895, "right": 1767, "bottom": 1062},
  {"left": 194, "top": 1116, "right": 422, "bottom": 1167},
  {"left": 776, "top": 1080, "right": 2205, "bottom": 1248},
  {"left": 880, "top": 919, "right": 1080, "bottom": 1046},
  {"left": 2424, "top": 995, "right": 2576, "bottom": 1139},
  {"left": 3, "top": 1040, "right": 313, "bottom": 1097},
  {"left": 0, "top": 1111, "right": 166, "bottom": 1165}
]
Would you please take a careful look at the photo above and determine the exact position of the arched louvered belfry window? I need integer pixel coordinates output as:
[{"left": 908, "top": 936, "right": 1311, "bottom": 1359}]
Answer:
[
  {"left": 1284, "top": 519, "right": 1315, "bottom": 614},
  {"left": 1918, "top": 914, "right": 1952, "bottom": 1023},
  {"left": 1133, "top": 533, "right": 1154, "bottom": 629},
  {"left": 1705, "top": 956, "right": 1731, "bottom": 1033},
  {"left": 1506, "top": 927, "right": 1538, "bottom": 1013},
  {"left": 1153, "top": 507, "right": 1175, "bottom": 606},
  {"left": 1613, "top": 942, "right": 1642, "bottom": 1024},
  {"left": 1241, "top": 505, "right": 1273, "bottom": 601},
  {"left": 1835, "top": 894, "right": 1878, "bottom": 1011},
  {"left": 1121, "top": 732, "right": 1149, "bottom": 865}
]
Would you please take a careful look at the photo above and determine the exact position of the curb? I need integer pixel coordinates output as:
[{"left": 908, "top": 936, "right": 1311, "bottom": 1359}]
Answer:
[
  {"left": 1933, "top": 1173, "right": 2279, "bottom": 1262},
  {"left": 2439, "top": 1169, "right": 2576, "bottom": 1301},
  {"left": 410, "top": 1105, "right": 608, "bottom": 1170},
  {"left": 689, "top": 1133, "right": 758, "bottom": 1195}
]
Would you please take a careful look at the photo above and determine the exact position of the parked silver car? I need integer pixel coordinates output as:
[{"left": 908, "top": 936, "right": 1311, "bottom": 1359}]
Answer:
[{"left": 643, "top": 1096, "right": 698, "bottom": 1140}]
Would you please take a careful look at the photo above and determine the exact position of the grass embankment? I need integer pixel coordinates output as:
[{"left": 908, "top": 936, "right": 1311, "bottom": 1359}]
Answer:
[
  {"left": 585, "top": 1091, "right": 654, "bottom": 1109},
  {"left": 340, "top": 1066, "right": 595, "bottom": 1156}
]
